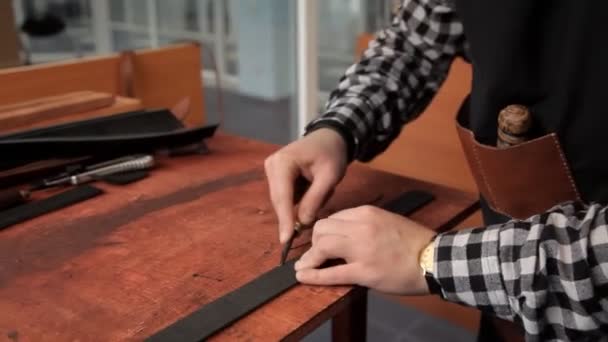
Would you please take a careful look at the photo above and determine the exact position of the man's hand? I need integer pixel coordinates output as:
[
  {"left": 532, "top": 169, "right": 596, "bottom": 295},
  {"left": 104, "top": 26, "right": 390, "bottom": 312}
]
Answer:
[
  {"left": 294, "top": 205, "right": 436, "bottom": 295},
  {"left": 264, "top": 129, "right": 348, "bottom": 243}
]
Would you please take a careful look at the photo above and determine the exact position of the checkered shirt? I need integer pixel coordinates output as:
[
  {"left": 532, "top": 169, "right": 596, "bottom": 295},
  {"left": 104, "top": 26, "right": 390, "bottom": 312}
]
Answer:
[
  {"left": 306, "top": 0, "right": 465, "bottom": 161},
  {"left": 306, "top": 0, "right": 608, "bottom": 340},
  {"left": 436, "top": 202, "right": 608, "bottom": 341}
]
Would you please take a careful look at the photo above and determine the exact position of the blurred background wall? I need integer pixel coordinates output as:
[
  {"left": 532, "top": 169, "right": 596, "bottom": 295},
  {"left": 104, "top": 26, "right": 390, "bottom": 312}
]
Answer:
[{"left": 3, "top": 0, "right": 396, "bottom": 144}]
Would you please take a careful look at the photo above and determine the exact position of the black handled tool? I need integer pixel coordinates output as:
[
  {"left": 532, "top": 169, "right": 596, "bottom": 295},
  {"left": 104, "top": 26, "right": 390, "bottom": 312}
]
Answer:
[
  {"left": 42, "top": 155, "right": 154, "bottom": 187},
  {"left": 0, "top": 188, "right": 31, "bottom": 211},
  {"left": 0, "top": 155, "right": 154, "bottom": 211}
]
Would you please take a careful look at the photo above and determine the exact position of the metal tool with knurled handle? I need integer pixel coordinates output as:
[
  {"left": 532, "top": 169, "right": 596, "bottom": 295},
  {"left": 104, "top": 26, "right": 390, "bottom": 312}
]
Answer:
[{"left": 0, "top": 155, "right": 155, "bottom": 211}]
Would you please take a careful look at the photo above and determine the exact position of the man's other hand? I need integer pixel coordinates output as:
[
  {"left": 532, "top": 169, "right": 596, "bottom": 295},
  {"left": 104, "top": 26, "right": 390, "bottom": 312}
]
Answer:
[{"left": 294, "top": 205, "right": 436, "bottom": 295}]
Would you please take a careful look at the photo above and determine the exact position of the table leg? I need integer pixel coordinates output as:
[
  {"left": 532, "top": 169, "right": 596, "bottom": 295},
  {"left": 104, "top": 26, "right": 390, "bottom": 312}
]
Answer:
[{"left": 332, "top": 287, "right": 367, "bottom": 342}]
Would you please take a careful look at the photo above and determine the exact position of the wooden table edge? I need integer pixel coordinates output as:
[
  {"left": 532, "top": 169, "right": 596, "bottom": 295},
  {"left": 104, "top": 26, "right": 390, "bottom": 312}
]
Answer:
[{"left": 276, "top": 187, "right": 480, "bottom": 341}]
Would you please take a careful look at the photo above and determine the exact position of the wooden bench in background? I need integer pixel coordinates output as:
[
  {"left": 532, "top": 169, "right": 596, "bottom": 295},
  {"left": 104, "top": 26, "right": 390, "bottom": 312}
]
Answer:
[
  {"left": 0, "top": 91, "right": 144, "bottom": 134},
  {"left": 0, "top": 43, "right": 207, "bottom": 131}
]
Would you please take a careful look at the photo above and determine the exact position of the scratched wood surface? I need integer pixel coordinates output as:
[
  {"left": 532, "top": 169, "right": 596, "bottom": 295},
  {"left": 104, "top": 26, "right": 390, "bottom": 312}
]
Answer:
[{"left": 0, "top": 134, "right": 477, "bottom": 341}]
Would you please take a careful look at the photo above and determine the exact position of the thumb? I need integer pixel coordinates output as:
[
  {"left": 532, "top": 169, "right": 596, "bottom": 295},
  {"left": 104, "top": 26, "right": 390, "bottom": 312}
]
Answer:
[
  {"left": 296, "top": 263, "right": 360, "bottom": 286},
  {"left": 297, "top": 171, "right": 337, "bottom": 225}
]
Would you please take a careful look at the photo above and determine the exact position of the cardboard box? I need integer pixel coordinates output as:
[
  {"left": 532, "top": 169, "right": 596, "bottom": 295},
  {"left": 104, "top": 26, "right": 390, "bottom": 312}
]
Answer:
[{"left": 0, "top": 1, "right": 22, "bottom": 68}]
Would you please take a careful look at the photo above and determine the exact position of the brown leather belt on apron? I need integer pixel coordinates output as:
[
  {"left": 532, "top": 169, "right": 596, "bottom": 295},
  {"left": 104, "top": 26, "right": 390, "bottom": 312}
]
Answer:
[{"left": 454, "top": 102, "right": 582, "bottom": 340}]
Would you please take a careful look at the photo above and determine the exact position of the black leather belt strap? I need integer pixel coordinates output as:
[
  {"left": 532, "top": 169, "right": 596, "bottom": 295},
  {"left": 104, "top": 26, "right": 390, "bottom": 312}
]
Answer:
[
  {"left": 0, "top": 185, "right": 103, "bottom": 231},
  {"left": 146, "top": 260, "right": 298, "bottom": 342},
  {"left": 146, "top": 190, "right": 434, "bottom": 342}
]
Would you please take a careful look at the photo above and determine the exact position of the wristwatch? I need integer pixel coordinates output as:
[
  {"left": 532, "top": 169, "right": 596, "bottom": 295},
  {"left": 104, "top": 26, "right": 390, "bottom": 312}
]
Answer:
[{"left": 419, "top": 236, "right": 442, "bottom": 295}]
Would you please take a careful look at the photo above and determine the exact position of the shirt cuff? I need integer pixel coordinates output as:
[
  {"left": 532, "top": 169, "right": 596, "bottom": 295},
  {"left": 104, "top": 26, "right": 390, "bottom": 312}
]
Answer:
[
  {"left": 305, "top": 118, "right": 357, "bottom": 162},
  {"left": 433, "top": 226, "right": 514, "bottom": 320}
]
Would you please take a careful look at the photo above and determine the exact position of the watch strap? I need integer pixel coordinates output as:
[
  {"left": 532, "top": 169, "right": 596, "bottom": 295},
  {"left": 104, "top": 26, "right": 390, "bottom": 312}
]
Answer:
[
  {"left": 419, "top": 237, "right": 442, "bottom": 295},
  {"left": 425, "top": 273, "right": 442, "bottom": 295}
]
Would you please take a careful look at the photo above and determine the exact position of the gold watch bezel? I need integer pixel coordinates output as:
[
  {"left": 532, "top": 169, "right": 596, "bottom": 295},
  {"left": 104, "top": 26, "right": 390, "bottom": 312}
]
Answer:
[{"left": 418, "top": 237, "right": 436, "bottom": 276}]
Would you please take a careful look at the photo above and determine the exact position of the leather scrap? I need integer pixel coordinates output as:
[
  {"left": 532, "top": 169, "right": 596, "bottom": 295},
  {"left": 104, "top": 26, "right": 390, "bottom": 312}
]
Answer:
[{"left": 0, "top": 125, "right": 218, "bottom": 161}]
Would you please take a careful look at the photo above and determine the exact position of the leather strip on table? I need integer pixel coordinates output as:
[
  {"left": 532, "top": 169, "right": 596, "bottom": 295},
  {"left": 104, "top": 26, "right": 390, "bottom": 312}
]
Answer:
[
  {"left": 146, "top": 260, "right": 298, "bottom": 342},
  {"left": 0, "top": 185, "right": 103, "bottom": 231},
  {"left": 146, "top": 190, "right": 434, "bottom": 342}
]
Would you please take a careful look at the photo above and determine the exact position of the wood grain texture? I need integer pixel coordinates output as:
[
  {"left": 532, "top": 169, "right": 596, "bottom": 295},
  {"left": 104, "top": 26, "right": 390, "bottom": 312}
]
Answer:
[
  {"left": 0, "top": 1, "right": 21, "bottom": 68},
  {"left": 0, "top": 92, "right": 95, "bottom": 113},
  {"left": 130, "top": 44, "right": 206, "bottom": 128},
  {"left": 0, "top": 134, "right": 477, "bottom": 341},
  {"left": 1, "top": 96, "right": 144, "bottom": 135},
  {"left": 0, "top": 91, "right": 115, "bottom": 133},
  {"left": 0, "top": 55, "right": 123, "bottom": 104},
  {"left": 0, "top": 43, "right": 205, "bottom": 127}
]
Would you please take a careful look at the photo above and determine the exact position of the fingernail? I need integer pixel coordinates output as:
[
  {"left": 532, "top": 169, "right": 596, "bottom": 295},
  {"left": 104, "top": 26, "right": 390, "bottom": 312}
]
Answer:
[
  {"left": 294, "top": 260, "right": 306, "bottom": 271},
  {"left": 300, "top": 213, "right": 313, "bottom": 225},
  {"left": 279, "top": 232, "right": 287, "bottom": 244}
]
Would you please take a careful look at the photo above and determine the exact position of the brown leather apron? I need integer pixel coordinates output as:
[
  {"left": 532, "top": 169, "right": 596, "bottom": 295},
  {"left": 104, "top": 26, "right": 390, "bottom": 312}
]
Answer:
[
  {"left": 455, "top": 105, "right": 582, "bottom": 341},
  {"left": 456, "top": 109, "right": 581, "bottom": 220}
]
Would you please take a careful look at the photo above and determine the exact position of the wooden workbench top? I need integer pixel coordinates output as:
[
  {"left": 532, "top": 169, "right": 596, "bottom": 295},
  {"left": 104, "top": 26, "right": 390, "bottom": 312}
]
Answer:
[{"left": 0, "top": 134, "right": 477, "bottom": 341}]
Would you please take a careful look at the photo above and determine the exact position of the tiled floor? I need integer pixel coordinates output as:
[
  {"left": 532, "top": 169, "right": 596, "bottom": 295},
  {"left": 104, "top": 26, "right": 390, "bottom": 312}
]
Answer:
[{"left": 205, "top": 86, "right": 477, "bottom": 342}]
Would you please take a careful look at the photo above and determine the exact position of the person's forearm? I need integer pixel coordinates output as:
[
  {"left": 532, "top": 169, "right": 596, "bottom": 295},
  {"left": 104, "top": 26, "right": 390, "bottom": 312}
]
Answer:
[
  {"left": 307, "top": 0, "right": 464, "bottom": 161},
  {"left": 432, "top": 201, "right": 608, "bottom": 340}
]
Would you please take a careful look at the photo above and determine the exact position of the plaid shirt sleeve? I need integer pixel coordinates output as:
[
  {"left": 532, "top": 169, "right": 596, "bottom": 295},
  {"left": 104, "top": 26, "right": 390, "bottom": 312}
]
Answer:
[
  {"left": 434, "top": 202, "right": 608, "bottom": 341},
  {"left": 306, "top": 0, "right": 466, "bottom": 161}
]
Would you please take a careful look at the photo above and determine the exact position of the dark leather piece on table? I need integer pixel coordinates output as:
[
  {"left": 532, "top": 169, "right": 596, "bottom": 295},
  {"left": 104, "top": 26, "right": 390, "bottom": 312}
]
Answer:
[
  {"left": 0, "top": 125, "right": 217, "bottom": 161},
  {"left": 382, "top": 190, "right": 434, "bottom": 215},
  {"left": 146, "top": 260, "right": 298, "bottom": 342},
  {"left": 0, "top": 188, "right": 28, "bottom": 211},
  {"left": 0, "top": 109, "right": 217, "bottom": 166},
  {"left": 1, "top": 109, "right": 183, "bottom": 139},
  {"left": 146, "top": 190, "right": 434, "bottom": 342},
  {"left": 0, "top": 185, "right": 103, "bottom": 231},
  {"left": 102, "top": 170, "right": 149, "bottom": 185},
  {"left": 0, "top": 110, "right": 217, "bottom": 169}
]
